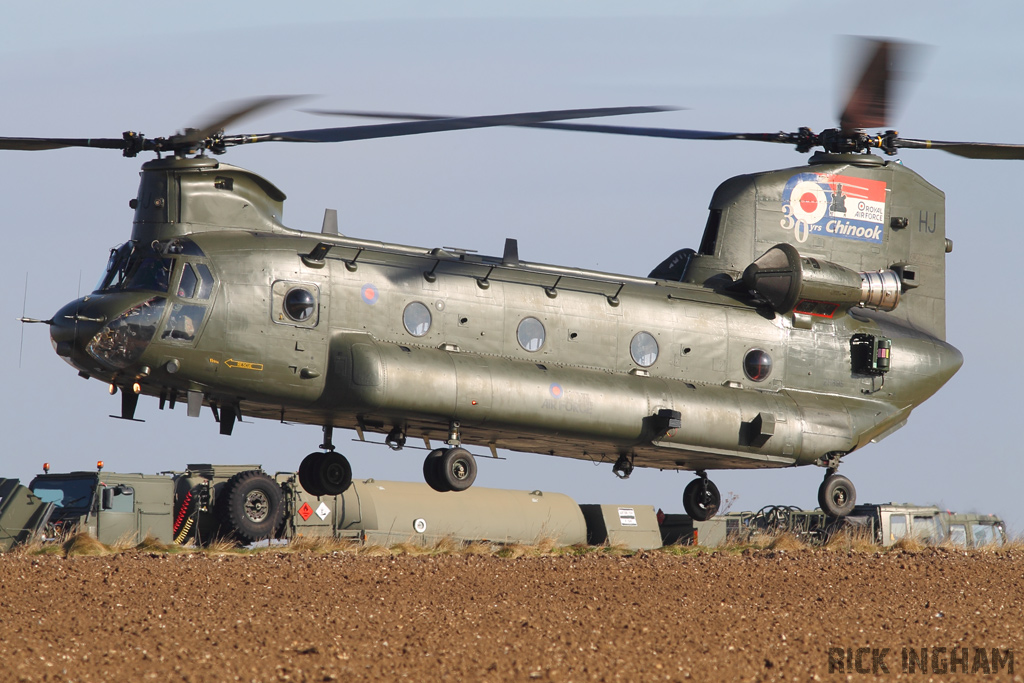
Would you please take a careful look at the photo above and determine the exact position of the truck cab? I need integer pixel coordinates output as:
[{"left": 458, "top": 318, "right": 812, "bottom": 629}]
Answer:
[
  {"left": 940, "top": 513, "right": 1007, "bottom": 548},
  {"left": 28, "top": 470, "right": 173, "bottom": 545}
]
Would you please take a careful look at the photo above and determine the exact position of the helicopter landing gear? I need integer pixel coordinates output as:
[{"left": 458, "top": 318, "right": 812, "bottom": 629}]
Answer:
[
  {"left": 422, "top": 447, "right": 477, "bottom": 493},
  {"left": 818, "top": 471, "right": 856, "bottom": 517},
  {"left": 682, "top": 471, "right": 721, "bottom": 521},
  {"left": 298, "top": 426, "right": 353, "bottom": 497},
  {"left": 612, "top": 454, "right": 634, "bottom": 480},
  {"left": 298, "top": 451, "right": 353, "bottom": 497}
]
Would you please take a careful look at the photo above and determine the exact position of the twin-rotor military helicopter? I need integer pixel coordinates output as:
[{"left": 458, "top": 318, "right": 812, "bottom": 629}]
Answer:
[{"left": 10, "top": 40, "right": 1023, "bottom": 530}]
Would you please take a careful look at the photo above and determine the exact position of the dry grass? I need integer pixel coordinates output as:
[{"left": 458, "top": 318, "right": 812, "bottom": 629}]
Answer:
[
  {"left": 889, "top": 536, "right": 925, "bottom": 553},
  {"left": 108, "top": 530, "right": 141, "bottom": 552},
  {"left": 766, "top": 533, "right": 808, "bottom": 551},
  {"left": 135, "top": 534, "right": 180, "bottom": 553},
  {"left": 823, "top": 527, "right": 879, "bottom": 553},
  {"left": 202, "top": 538, "right": 249, "bottom": 555},
  {"left": 284, "top": 534, "right": 361, "bottom": 554},
  {"left": 63, "top": 533, "right": 109, "bottom": 557},
  {"left": 462, "top": 541, "right": 497, "bottom": 555}
]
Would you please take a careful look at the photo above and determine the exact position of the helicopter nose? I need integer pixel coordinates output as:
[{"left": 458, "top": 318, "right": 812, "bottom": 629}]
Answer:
[{"left": 49, "top": 299, "right": 105, "bottom": 358}]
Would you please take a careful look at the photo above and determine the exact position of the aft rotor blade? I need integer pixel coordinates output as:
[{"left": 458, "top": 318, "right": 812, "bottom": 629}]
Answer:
[
  {"left": 895, "top": 138, "right": 1024, "bottom": 160},
  {"left": 838, "top": 38, "right": 919, "bottom": 134},
  {"left": 240, "top": 106, "right": 674, "bottom": 145}
]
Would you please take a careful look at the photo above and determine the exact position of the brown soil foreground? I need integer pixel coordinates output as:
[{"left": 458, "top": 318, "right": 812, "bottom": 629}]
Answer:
[{"left": 1, "top": 548, "right": 1022, "bottom": 682}]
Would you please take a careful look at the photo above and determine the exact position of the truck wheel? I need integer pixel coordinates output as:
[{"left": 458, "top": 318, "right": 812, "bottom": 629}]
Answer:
[
  {"left": 818, "top": 474, "right": 856, "bottom": 518},
  {"left": 218, "top": 470, "right": 284, "bottom": 543}
]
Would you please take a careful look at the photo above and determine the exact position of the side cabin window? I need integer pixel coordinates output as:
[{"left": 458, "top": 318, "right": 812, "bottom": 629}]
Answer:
[
  {"left": 272, "top": 281, "right": 320, "bottom": 328},
  {"left": 948, "top": 524, "right": 967, "bottom": 547}
]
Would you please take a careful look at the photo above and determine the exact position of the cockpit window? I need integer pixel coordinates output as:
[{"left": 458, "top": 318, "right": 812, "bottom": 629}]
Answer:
[
  {"left": 95, "top": 242, "right": 134, "bottom": 292},
  {"left": 162, "top": 303, "right": 206, "bottom": 342},
  {"left": 195, "top": 263, "right": 214, "bottom": 300},
  {"left": 178, "top": 263, "right": 198, "bottom": 298},
  {"left": 95, "top": 241, "right": 176, "bottom": 294},
  {"left": 123, "top": 257, "right": 172, "bottom": 293},
  {"left": 698, "top": 209, "right": 722, "bottom": 256}
]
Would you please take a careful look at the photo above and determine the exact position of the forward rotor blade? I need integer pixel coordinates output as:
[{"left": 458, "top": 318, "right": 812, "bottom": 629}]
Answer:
[
  {"left": 895, "top": 138, "right": 1024, "bottom": 160},
  {"left": 0, "top": 137, "right": 128, "bottom": 151},
  {"left": 177, "top": 95, "right": 304, "bottom": 143},
  {"left": 247, "top": 106, "right": 674, "bottom": 145}
]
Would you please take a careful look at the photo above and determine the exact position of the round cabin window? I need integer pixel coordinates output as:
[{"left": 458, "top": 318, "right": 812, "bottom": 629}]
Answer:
[
  {"left": 517, "top": 317, "right": 546, "bottom": 352},
  {"left": 284, "top": 288, "right": 316, "bottom": 322},
  {"left": 630, "top": 331, "right": 659, "bottom": 367},
  {"left": 403, "top": 301, "right": 432, "bottom": 337},
  {"left": 743, "top": 348, "right": 773, "bottom": 381}
]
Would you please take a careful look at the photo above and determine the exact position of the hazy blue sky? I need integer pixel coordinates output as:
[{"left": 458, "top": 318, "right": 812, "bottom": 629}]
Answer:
[{"left": 4, "top": 2, "right": 1022, "bottom": 534}]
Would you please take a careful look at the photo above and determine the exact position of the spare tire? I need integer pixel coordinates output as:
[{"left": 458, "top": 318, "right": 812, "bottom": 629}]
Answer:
[{"left": 217, "top": 470, "right": 284, "bottom": 543}]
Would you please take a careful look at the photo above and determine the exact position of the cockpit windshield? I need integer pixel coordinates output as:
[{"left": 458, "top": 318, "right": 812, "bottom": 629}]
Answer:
[
  {"left": 94, "top": 242, "right": 172, "bottom": 294},
  {"left": 95, "top": 242, "right": 134, "bottom": 292},
  {"left": 31, "top": 477, "right": 96, "bottom": 510}
]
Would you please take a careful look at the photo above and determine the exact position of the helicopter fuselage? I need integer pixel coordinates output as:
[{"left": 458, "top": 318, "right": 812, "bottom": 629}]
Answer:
[{"left": 48, "top": 155, "right": 962, "bottom": 480}]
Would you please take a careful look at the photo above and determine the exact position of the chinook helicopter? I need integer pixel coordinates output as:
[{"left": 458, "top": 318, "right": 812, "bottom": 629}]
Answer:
[{"left": 9, "top": 40, "right": 1021, "bottom": 521}]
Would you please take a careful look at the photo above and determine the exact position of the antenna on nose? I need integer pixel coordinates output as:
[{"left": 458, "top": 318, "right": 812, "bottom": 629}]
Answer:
[{"left": 19, "top": 273, "right": 55, "bottom": 367}]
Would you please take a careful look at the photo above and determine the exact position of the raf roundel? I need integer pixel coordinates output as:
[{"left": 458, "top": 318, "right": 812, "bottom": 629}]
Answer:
[
  {"left": 789, "top": 180, "right": 827, "bottom": 224},
  {"left": 549, "top": 383, "right": 563, "bottom": 399},
  {"left": 360, "top": 283, "right": 379, "bottom": 306}
]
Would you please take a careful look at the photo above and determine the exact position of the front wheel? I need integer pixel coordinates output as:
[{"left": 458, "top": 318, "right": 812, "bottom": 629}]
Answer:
[
  {"left": 682, "top": 478, "right": 720, "bottom": 521},
  {"left": 423, "top": 448, "right": 451, "bottom": 492},
  {"left": 818, "top": 474, "right": 856, "bottom": 518}
]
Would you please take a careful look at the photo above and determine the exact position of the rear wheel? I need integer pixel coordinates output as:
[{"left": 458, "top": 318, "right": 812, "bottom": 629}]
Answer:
[
  {"left": 682, "top": 477, "right": 721, "bottom": 521},
  {"left": 818, "top": 474, "right": 856, "bottom": 517},
  {"left": 299, "top": 452, "right": 326, "bottom": 497},
  {"left": 217, "top": 470, "right": 284, "bottom": 544},
  {"left": 299, "top": 451, "right": 352, "bottom": 496}
]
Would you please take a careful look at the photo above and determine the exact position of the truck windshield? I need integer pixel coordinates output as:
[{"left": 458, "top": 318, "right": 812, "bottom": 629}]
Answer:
[{"left": 31, "top": 478, "right": 95, "bottom": 509}]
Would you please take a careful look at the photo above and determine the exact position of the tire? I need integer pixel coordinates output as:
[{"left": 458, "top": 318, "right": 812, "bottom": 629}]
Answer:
[
  {"left": 439, "top": 447, "right": 477, "bottom": 492},
  {"left": 217, "top": 470, "right": 284, "bottom": 543},
  {"left": 299, "top": 452, "right": 326, "bottom": 497},
  {"left": 423, "top": 448, "right": 451, "bottom": 492},
  {"left": 818, "top": 474, "right": 856, "bottom": 518},
  {"left": 317, "top": 452, "right": 353, "bottom": 496},
  {"left": 682, "top": 478, "right": 721, "bottom": 521}
]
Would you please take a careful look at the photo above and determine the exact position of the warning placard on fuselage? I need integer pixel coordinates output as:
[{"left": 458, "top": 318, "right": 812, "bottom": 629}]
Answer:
[{"left": 780, "top": 173, "right": 887, "bottom": 244}]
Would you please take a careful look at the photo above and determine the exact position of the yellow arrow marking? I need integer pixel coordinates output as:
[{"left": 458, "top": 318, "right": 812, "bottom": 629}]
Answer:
[{"left": 224, "top": 359, "right": 264, "bottom": 371}]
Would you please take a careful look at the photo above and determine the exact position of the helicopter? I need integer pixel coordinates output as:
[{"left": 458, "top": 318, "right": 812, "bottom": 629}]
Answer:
[{"left": 8, "top": 40, "right": 1022, "bottom": 522}]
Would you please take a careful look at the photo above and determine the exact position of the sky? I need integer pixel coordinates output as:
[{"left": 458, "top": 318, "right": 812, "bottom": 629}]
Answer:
[{"left": 3, "top": 1, "right": 1022, "bottom": 535}]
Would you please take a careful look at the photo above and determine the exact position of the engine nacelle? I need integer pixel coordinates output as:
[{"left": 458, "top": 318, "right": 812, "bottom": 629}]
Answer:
[{"left": 742, "top": 243, "right": 900, "bottom": 316}]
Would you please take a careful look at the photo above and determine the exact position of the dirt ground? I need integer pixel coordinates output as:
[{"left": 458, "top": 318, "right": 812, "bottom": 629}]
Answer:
[{"left": 1, "top": 548, "right": 1022, "bottom": 682}]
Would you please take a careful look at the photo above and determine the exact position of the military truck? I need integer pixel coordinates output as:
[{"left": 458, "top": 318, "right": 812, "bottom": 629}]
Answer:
[
  {"left": 662, "top": 503, "right": 1008, "bottom": 548},
  {"left": 0, "top": 463, "right": 595, "bottom": 550}
]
